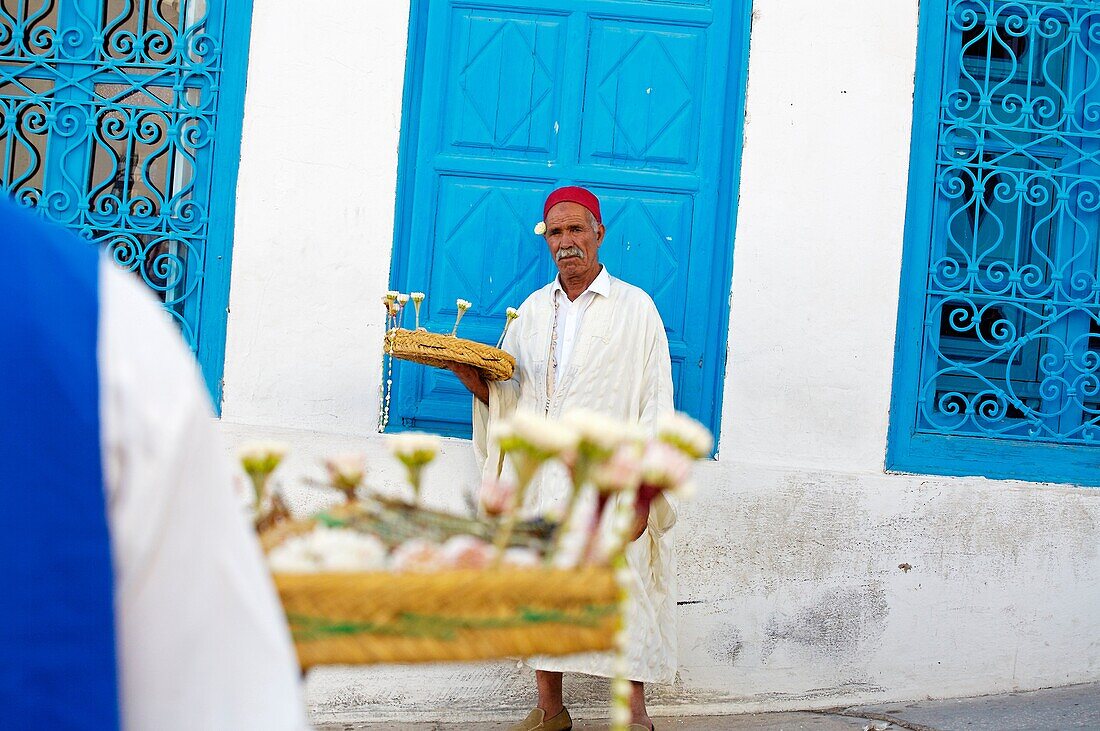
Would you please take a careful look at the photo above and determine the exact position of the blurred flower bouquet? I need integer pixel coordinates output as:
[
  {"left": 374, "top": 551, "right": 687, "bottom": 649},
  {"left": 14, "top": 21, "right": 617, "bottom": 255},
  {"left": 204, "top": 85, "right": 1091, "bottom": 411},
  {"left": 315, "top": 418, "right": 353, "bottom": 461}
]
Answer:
[{"left": 241, "top": 409, "right": 711, "bottom": 710}]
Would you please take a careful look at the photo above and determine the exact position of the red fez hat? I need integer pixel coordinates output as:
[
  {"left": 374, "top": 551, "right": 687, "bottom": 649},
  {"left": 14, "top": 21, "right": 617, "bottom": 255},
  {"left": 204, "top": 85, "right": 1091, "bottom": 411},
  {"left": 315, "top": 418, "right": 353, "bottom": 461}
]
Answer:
[{"left": 543, "top": 186, "right": 601, "bottom": 224}]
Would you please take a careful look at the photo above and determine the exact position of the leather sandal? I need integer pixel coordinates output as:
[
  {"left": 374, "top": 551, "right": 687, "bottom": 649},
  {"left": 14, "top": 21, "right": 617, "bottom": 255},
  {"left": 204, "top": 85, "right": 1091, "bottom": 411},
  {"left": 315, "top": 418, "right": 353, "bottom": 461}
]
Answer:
[{"left": 507, "top": 706, "right": 572, "bottom": 731}]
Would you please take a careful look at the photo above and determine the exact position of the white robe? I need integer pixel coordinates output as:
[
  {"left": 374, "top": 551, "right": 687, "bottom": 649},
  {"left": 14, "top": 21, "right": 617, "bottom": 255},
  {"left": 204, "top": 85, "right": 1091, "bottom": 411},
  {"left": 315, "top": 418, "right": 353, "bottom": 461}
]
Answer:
[
  {"left": 473, "top": 272, "right": 678, "bottom": 684},
  {"left": 99, "top": 261, "right": 308, "bottom": 730}
]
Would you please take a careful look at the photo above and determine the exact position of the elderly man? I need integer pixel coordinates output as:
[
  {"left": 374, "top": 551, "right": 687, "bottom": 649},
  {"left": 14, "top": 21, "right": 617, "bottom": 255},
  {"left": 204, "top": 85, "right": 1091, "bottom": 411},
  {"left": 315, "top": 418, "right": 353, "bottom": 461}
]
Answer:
[{"left": 449, "top": 186, "right": 676, "bottom": 731}]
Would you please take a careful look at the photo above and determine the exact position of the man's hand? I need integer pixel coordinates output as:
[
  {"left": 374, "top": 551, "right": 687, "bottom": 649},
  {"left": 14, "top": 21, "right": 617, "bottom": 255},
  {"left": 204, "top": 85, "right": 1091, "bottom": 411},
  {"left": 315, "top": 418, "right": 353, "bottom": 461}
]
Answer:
[{"left": 448, "top": 362, "right": 489, "bottom": 405}]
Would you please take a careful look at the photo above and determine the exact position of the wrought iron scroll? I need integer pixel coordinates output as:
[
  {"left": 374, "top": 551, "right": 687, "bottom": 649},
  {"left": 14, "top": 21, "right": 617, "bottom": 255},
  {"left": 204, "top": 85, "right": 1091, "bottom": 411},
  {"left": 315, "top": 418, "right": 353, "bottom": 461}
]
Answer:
[
  {"left": 919, "top": 1, "right": 1100, "bottom": 444},
  {"left": 0, "top": 0, "right": 229, "bottom": 351}
]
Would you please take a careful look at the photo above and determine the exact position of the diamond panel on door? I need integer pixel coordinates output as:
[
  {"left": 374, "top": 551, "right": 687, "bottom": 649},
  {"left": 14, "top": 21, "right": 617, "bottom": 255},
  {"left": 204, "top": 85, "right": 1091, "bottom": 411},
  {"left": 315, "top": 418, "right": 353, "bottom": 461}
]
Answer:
[
  {"left": 580, "top": 20, "right": 706, "bottom": 170},
  {"left": 443, "top": 9, "right": 566, "bottom": 159},
  {"left": 594, "top": 189, "right": 694, "bottom": 339},
  {"left": 397, "top": 175, "right": 554, "bottom": 426},
  {"left": 426, "top": 176, "right": 554, "bottom": 336}
]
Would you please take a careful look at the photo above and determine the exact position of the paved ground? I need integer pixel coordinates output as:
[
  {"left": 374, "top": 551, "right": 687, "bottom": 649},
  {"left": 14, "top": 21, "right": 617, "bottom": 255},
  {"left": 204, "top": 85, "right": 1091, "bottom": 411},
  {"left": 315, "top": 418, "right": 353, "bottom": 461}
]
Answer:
[{"left": 313, "top": 681, "right": 1100, "bottom": 730}]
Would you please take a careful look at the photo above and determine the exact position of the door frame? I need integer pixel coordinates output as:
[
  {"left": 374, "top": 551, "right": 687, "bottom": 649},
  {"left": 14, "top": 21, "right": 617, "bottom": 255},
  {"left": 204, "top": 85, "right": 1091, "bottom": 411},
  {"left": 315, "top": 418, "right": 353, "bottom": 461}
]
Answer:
[{"left": 387, "top": 0, "right": 754, "bottom": 453}]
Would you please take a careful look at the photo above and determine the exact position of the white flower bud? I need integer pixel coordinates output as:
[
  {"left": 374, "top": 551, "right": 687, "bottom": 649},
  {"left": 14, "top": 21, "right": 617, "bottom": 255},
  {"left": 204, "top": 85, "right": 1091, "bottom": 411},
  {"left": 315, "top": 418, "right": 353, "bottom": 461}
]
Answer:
[
  {"left": 508, "top": 410, "right": 580, "bottom": 458},
  {"left": 440, "top": 535, "right": 494, "bottom": 570},
  {"left": 655, "top": 412, "right": 713, "bottom": 459},
  {"left": 590, "top": 442, "right": 643, "bottom": 494},
  {"left": 562, "top": 409, "right": 630, "bottom": 455},
  {"left": 387, "top": 433, "right": 440, "bottom": 465},
  {"left": 268, "top": 526, "right": 388, "bottom": 573},
  {"left": 391, "top": 538, "right": 441, "bottom": 572},
  {"left": 639, "top": 441, "right": 693, "bottom": 490},
  {"left": 238, "top": 441, "right": 289, "bottom": 474},
  {"left": 324, "top": 453, "right": 367, "bottom": 492},
  {"left": 502, "top": 547, "right": 540, "bottom": 567}
]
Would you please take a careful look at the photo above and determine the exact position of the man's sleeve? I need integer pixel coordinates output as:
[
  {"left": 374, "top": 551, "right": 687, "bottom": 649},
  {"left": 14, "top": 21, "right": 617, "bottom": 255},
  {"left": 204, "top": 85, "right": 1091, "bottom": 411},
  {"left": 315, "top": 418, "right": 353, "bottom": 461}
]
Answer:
[
  {"left": 638, "top": 301, "right": 675, "bottom": 431},
  {"left": 638, "top": 300, "right": 678, "bottom": 536},
  {"left": 99, "top": 261, "right": 308, "bottom": 731},
  {"left": 473, "top": 312, "right": 522, "bottom": 478}
]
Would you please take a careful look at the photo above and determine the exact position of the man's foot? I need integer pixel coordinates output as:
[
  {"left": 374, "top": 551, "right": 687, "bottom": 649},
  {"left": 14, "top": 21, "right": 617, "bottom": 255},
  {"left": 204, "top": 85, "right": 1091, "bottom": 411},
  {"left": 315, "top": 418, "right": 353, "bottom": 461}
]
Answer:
[
  {"left": 506, "top": 706, "right": 572, "bottom": 731},
  {"left": 626, "top": 724, "right": 654, "bottom": 731}
]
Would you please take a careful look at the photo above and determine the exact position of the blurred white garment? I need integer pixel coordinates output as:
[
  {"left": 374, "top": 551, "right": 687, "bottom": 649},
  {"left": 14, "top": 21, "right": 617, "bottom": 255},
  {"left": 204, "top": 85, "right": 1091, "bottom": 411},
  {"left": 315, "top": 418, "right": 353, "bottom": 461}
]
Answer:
[{"left": 98, "top": 261, "right": 308, "bottom": 731}]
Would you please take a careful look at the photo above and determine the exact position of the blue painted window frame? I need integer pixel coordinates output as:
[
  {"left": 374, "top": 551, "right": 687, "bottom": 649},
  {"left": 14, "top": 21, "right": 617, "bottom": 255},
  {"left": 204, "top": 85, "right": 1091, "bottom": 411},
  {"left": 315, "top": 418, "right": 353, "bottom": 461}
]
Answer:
[
  {"left": 889, "top": 1, "right": 1100, "bottom": 486},
  {"left": 0, "top": 1, "right": 255, "bottom": 408},
  {"left": 386, "top": 0, "right": 753, "bottom": 445},
  {"left": 196, "top": 1, "right": 254, "bottom": 408}
]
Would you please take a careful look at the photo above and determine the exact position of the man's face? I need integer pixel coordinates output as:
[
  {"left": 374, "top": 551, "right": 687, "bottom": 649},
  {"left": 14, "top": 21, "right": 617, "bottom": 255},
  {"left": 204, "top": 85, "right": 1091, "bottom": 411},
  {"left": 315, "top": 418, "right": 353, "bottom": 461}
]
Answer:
[{"left": 543, "top": 201, "right": 605, "bottom": 281}]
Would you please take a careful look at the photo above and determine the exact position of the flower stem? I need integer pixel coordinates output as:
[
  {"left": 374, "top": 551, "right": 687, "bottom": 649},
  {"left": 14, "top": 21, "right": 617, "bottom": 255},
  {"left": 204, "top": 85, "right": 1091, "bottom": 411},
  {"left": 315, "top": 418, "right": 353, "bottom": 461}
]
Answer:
[
  {"left": 581, "top": 492, "right": 611, "bottom": 565},
  {"left": 491, "top": 460, "right": 538, "bottom": 567},
  {"left": 491, "top": 485, "right": 526, "bottom": 567},
  {"left": 407, "top": 465, "right": 423, "bottom": 504},
  {"left": 609, "top": 550, "right": 632, "bottom": 731},
  {"left": 546, "top": 476, "right": 584, "bottom": 566},
  {"left": 247, "top": 471, "right": 267, "bottom": 516}
]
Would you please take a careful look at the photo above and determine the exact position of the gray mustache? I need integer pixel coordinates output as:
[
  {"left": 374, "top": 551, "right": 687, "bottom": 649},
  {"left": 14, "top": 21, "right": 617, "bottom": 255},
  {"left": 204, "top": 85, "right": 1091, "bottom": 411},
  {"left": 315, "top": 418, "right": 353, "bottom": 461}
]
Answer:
[{"left": 557, "top": 246, "right": 585, "bottom": 261}]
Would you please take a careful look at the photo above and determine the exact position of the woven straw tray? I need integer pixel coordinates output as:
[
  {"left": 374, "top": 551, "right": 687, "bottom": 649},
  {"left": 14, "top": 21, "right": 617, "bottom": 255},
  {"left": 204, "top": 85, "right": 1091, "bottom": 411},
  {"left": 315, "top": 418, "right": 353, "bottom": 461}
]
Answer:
[
  {"left": 275, "top": 567, "right": 618, "bottom": 668},
  {"left": 384, "top": 328, "right": 515, "bottom": 382}
]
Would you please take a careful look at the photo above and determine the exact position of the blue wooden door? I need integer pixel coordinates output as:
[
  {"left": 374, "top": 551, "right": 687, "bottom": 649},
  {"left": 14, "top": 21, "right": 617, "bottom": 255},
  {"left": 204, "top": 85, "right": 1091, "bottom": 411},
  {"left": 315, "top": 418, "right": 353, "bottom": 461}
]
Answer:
[{"left": 389, "top": 0, "right": 750, "bottom": 439}]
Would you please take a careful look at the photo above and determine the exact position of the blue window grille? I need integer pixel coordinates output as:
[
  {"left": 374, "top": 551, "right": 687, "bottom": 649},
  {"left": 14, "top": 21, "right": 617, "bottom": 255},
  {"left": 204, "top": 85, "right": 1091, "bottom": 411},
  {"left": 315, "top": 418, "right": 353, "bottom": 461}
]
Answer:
[
  {"left": 0, "top": 1, "right": 254, "bottom": 405},
  {"left": 890, "top": 0, "right": 1100, "bottom": 485}
]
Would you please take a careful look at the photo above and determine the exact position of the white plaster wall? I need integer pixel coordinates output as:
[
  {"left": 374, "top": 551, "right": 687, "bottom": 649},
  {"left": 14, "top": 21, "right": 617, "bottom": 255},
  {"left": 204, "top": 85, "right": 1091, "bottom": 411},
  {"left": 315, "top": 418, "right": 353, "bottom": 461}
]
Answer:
[
  {"left": 221, "top": 0, "right": 1100, "bottom": 720},
  {"left": 222, "top": 0, "right": 410, "bottom": 434},
  {"left": 722, "top": 2, "right": 922, "bottom": 473}
]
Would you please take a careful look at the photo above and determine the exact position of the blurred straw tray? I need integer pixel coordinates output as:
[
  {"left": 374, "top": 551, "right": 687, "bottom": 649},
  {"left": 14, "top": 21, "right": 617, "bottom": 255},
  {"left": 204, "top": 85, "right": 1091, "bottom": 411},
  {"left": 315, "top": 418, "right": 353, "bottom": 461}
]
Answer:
[
  {"left": 275, "top": 567, "right": 618, "bottom": 667},
  {"left": 384, "top": 328, "right": 515, "bottom": 381}
]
